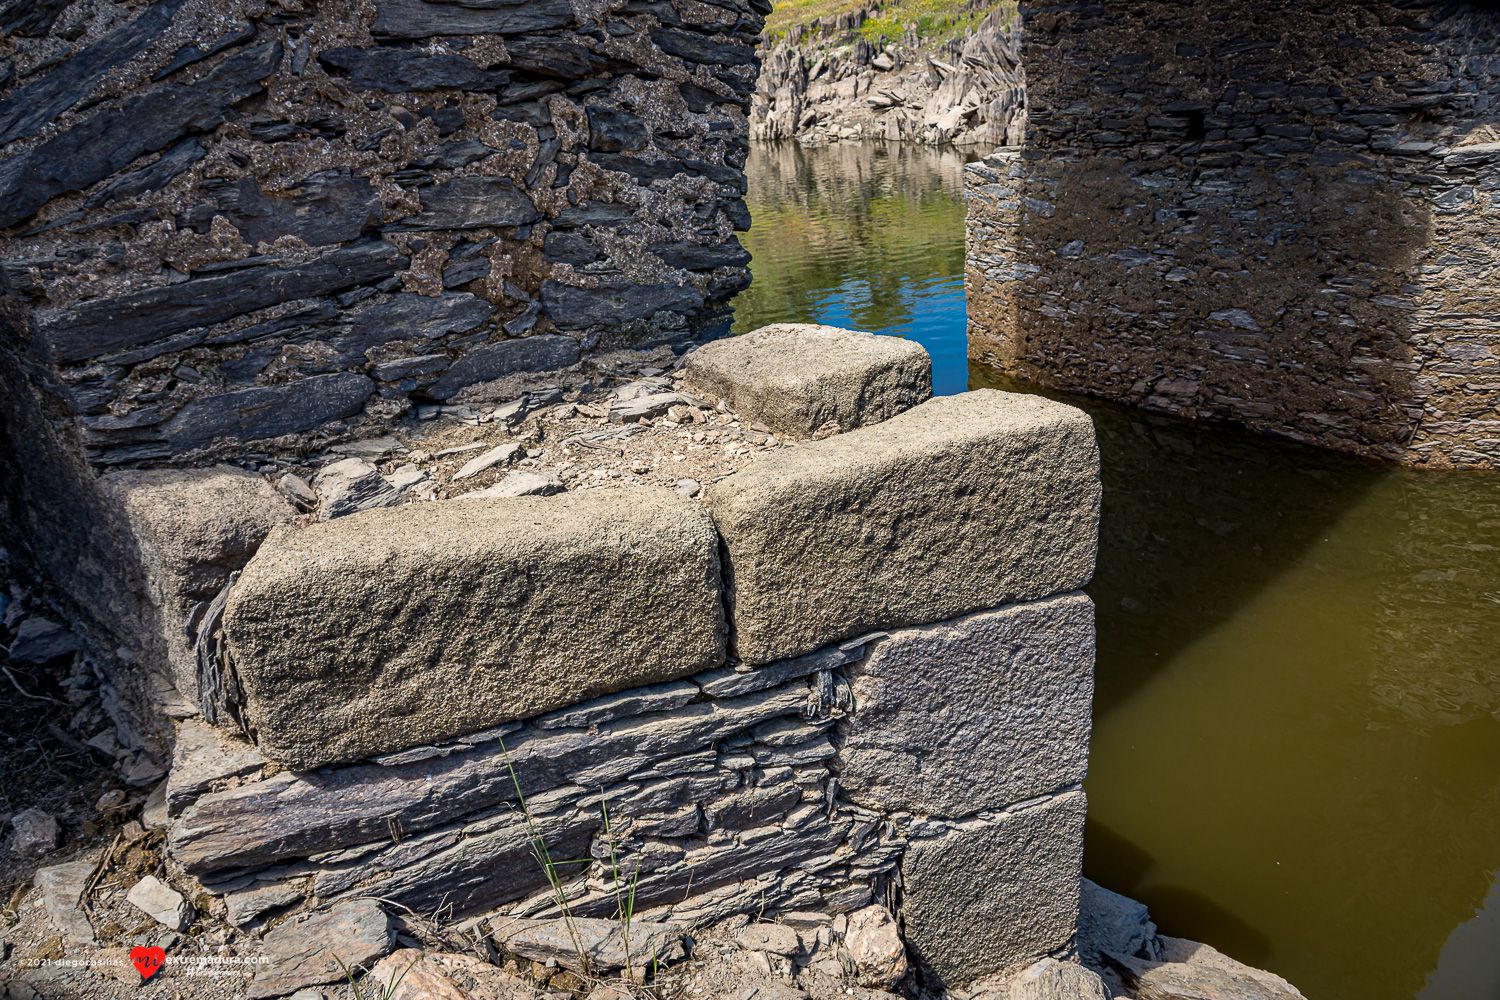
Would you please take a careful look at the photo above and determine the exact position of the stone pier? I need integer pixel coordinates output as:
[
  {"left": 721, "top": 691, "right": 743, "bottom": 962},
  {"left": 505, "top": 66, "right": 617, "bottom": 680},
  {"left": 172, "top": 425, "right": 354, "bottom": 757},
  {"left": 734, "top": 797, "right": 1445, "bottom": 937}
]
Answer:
[{"left": 965, "top": 0, "right": 1500, "bottom": 470}]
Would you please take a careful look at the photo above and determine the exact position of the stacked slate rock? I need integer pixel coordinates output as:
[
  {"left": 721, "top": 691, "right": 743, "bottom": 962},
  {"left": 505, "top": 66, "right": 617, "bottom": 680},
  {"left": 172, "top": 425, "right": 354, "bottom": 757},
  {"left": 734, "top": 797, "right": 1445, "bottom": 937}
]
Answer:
[
  {"left": 111, "top": 325, "right": 1101, "bottom": 990},
  {"left": 0, "top": 0, "right": 762, "bottom": 468},
  {"left": 964, "top": 0, "right": 1500, "bottom": 471}
]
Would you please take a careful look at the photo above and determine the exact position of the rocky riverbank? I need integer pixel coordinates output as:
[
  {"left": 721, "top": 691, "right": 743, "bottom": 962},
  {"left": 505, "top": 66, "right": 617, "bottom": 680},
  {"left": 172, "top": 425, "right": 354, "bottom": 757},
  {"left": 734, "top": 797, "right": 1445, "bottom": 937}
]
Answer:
[{"left": 751, "top": 3, "right": 1024, "bottom": 147}]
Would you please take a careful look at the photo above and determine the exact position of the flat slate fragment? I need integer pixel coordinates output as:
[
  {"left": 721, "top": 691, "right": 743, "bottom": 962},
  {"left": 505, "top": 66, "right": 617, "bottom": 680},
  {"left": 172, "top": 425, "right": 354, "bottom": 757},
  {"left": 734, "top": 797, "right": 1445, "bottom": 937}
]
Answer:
[
  {"left": 682, "top": 322, "right": 932, "bottom": 437},
  {"left": 164, "top": 374, "right": 375, "bottom": 453},
  {"left": 168, "top": 684, "right": 806, "bottom": 873},
  {"left": 221, "top": 488, "right": 725, "bottom": 769},
  {"left": 39, "top": 241, "right": 406, "bottom": 362},
  {"left": 396, "top": 176, "right": 541, "bottom": 230},
  {"left": 0, "top": 42, "right": 281, "bottom": 230},
  {"left": 540, "top": 279, "right": 704, "bottom": 328},
  {"left": 373, "top": 0, "right": 573, "bottom": 38},
  {"left": 427, "top": 335, "right": 579, "bottom": 398},
  {"left": 707, "top": 390, "right": 1101, "bottom": 664}
]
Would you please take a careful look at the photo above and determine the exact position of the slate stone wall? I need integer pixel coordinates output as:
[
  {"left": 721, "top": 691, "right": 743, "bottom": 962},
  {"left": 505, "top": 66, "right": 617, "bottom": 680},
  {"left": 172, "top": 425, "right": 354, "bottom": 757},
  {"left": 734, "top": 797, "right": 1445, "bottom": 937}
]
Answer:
[
  {"left": 965, "top": 0, "right": 1500, "bottom": 469},
  {"left": 136, "top": 383, "right": 1101, "bottom": 989},
  {"left": 0, "top": 0, "right": 761, "bottom": 468}
]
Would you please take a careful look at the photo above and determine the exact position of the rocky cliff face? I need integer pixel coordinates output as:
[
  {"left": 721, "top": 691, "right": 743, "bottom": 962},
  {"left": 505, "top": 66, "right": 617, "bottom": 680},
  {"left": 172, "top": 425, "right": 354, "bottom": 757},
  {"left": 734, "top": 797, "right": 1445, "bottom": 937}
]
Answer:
[
  {"left": 0, "top": 0, "right": 762, "bottom": 473},
  {"left": 752, "top": 4, "right": 1024, "bottom": 147}
]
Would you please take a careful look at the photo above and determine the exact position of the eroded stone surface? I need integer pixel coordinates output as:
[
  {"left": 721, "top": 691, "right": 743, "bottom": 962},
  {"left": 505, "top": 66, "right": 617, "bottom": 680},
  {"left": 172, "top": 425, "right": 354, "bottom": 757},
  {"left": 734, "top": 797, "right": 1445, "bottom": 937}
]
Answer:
[
  {"left": 98, "top": 465, "right": 295, "bottom": 705},
  {"left": 491, "top": 917, "right": 688, "bottom": 973},
  {"left": 222, "top": 488, "right": 725, "bottom": 769},
  {"left": 248, "top": 898, "right": 392, "bottom": 999},
  {"left": 682, "top": 324, "right": 932, "bottom": 437},
  {"left": 36, "top": 861, "right": 96, "bottom": 945},
  {"left": 836, "top": 595, "right": 1094, "bottom": 818},
  {"left": 900, "top": 790, "right": 1086, "bottom": 988},
  {"left": 707, "top": 390, "right": 1100, "bottom": 663}
]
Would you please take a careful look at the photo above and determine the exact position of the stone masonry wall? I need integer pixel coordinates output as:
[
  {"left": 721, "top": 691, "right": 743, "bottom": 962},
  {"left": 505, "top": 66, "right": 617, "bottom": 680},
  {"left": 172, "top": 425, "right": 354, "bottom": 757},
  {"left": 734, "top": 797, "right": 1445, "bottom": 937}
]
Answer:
[
  {"left": 965, "top": 0, "right": 1500, "bottom": 469},
  {"left": 91, "top": 328, "right": 1104, "bottom": 992},
  {"left": 0, "top": 0, "right": 760, "bottom": 471}
]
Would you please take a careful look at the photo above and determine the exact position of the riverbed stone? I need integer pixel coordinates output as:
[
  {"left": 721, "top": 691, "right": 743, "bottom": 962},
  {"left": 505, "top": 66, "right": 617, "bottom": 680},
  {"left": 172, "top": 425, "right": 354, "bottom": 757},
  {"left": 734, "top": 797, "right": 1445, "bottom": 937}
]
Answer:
[
  {"left": 99, "top": 466, "right": 296, "bottom": 706},
  {"left": 682, "top": 323, "right": 932, "bottom": 437},
  {"left": 126, "top": 875, "right": 192, "bottom": 932},
  {"left": 492, "top": 917, "right": 688, "bottom": 973},
  {"left": 222, "top": 488, "right": 725, "bottom": 769},
  {"left": 1010, "top": 958, "right": 1110, "bottom": 1000},
  {"left": 836, "top": 594, "right": 1093, "bottom": 817},
  {"left": 248, "top": 898, "right": 392, "bottom": 999},
  {"left": 706, "top": 389, "right": 1100, "bottom": 664},
  {"left": 36, "top": 861, "right": 96, "bottom": 945},
  {"left": 166, "top": 717, "right": 268, "bottom": 817},
  {"left": 900, "top": 789, "right": 1086, "bottom": 988}
]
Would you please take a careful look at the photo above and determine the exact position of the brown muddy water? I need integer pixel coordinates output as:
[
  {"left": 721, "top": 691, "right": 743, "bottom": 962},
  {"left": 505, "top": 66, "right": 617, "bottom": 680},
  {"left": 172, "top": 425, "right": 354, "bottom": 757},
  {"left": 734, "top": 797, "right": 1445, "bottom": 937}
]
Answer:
[{"left": 738, "top": 139, "right": 1500, "bottom": 1000}]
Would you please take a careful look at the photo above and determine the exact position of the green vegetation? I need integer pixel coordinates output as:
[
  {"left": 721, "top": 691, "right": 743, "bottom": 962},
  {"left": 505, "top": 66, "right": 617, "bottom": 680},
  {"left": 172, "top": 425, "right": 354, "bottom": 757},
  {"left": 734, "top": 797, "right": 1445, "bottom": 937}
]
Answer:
[{"left": 764, "top": 0, "right": 1015, "bottom": 47}]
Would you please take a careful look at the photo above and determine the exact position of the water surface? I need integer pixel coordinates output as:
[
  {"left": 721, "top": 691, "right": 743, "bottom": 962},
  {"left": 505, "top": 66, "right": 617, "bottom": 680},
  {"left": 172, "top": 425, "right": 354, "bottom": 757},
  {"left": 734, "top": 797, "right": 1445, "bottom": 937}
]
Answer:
[{"left": 739, "top": 138, "right": 1500, "bottom": 1000}]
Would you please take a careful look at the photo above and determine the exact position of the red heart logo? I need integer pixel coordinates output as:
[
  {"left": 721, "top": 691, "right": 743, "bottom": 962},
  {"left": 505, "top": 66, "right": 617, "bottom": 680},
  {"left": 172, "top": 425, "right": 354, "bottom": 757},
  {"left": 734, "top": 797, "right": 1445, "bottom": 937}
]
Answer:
[{"left": 130, "top": 946, "right": 165, "bottom": 981}]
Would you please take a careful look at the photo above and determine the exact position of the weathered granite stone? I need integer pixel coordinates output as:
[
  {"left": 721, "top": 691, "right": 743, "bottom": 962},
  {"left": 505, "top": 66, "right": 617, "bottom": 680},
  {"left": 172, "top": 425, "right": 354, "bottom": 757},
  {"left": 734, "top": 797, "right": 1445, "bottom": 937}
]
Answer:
[
  {"left": 706, "top": 390, "right": 1100, "bottom": 664},
  {"left": 836, "top": 595, "right": 1093, "bottom": 817},
  {"left": 126, "top": 875, "right": 192, "bottom": 932},
  {"left": 682, "top": 323, "right": 932, "bottom": 437},
  {"left": 901, "top": 790, "right": 1086, "bottom": 987},
  {"left": 39, "top": 242, "right": 406, "bottom": 363},
  {"left": 166, "top": 718, "right": 269, "bottom": 817},
  {"left": 248, "top": 899, "right": 392, "bottom": 999},
  {"left": 427, "top": 335, "right": 580, "bottom": 398},
  {"left": 36, "top": 861, "right": 96, "bottom": 945},
  {"left": 318, "top": 46, "right": 510, "bottom": 92},
  {"left": 540, "top": 280, "right": 705, "bottom": 328},
  {"left": 163, "top": 374, "right": 376, "bottom": 453},
  {"left": 1010, "top": 958, "right": 1110, "bottom": 1000},
  {"left": 396, "top": 176, "right": 541, "bottom": 230},
  {"left": 221, "top": 488, "right": 725, "bottom": 768},
  {"left": 372, "top": 0, "right": 573, "bottom": 39},
  {"left": 737, "top": 922, "right": 800, "bottom": 956},
  {"left": 98, "top": 466, "right": 294, "bottom": 705},
  {"left": 0, "top": 42, "right": 282, "bottom": 230},
  {"left": 169, "top": 684, "right": 806, "bottom": 873}
]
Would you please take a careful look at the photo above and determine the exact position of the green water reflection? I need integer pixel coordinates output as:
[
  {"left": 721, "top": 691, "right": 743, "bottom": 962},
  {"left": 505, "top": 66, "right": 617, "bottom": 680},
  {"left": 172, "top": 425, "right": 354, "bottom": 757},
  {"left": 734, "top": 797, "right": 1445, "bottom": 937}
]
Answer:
[
  {"left": 739, "top": 137, "right": 1500, "bottom": 1000},
  {"left": 734, "top": 141, "right": 978, "bottom": 394},
  {"left": 973, "top": 370, "right": 1500, "bottom": 1000}
]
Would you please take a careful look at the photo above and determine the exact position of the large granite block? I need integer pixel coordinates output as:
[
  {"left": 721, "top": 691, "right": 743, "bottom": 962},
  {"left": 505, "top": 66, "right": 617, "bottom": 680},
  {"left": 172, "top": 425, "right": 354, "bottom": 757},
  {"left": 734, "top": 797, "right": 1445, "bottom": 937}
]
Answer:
[
  {"left": 901, "top": 789, "right": 1086, "bottom": 988},
  {"left": 98, "top": 466, "right": 295, "bottom": 706},
  {"left": 681, "top": 323, "right": 932, "bottom": 437},
  {"left": 706, "top": 390, "right": 1100, "bottom": 664},
  {"left": 836, "top": 594, "right": 1093, "bottom": 818},
  {"left": 221, "top": 488, "right": 725, "bottom": 769}
]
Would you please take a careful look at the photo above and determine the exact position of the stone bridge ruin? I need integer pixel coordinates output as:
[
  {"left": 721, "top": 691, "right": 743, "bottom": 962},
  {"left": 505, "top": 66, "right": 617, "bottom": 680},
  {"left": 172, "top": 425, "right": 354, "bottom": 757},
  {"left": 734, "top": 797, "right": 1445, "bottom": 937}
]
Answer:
[
  {"left": 0, "top": 1, "right": 1112, "bottom": 993},
  {"left": 966, "top": 0, "right": 1500, "bottom": 470}
]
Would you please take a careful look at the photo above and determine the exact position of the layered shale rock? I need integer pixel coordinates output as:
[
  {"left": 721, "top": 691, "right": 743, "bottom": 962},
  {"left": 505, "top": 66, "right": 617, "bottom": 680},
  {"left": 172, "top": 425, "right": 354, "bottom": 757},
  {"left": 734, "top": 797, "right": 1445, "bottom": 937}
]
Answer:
[{"left": 0, "top": 0, "right": 760, "bottom": 469}]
